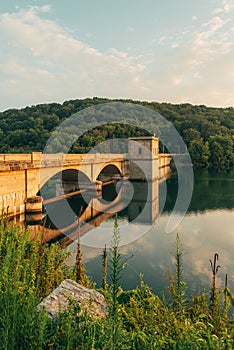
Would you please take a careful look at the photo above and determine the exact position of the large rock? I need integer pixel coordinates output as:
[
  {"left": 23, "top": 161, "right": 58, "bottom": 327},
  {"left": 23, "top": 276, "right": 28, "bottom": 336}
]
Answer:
[{"left": 38, "top": 279, "right": 107, "bottom": 320}]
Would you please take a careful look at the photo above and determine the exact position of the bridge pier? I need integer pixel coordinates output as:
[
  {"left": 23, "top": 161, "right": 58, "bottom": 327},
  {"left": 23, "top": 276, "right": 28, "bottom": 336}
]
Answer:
[
  {"left": 95, "top": 180, "right": 102, "bottom": 192},
  {"left": 25, "top": 196, "right": 43, "bottom": 214}
]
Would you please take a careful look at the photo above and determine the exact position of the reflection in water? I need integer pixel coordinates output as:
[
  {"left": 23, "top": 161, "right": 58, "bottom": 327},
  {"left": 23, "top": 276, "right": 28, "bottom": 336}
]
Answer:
[
  {"left": 165, "top": 169, "right": 234, "bottom": 212},
  {"left": 82, "top": 170, "right": 234, "bottom": 296},
  {"left": 27, "top": 176, "right": 163, "bottom": 248},
  {"left": 22, "top": 169, "right": 234, "bottom": 296}
]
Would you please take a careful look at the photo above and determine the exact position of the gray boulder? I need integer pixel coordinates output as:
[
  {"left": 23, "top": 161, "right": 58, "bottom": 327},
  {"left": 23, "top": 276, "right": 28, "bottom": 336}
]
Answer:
[{"left": 38, "top": 279, "right": 107, "bottom": 320}]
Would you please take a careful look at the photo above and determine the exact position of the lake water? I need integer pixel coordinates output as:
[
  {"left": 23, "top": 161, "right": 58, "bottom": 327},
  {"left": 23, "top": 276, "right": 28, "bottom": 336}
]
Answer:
[
  {"left": 75, "top": 169, "right": 234, "bottom": 296},
  {"left": 23, "top": 168, "right": 233, "bottom": 297}
]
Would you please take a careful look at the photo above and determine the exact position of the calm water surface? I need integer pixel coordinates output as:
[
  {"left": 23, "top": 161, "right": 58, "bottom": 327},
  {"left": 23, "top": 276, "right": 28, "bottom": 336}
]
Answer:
[{"left": 78, "top": 169, "right": 234, "bottom": 296}]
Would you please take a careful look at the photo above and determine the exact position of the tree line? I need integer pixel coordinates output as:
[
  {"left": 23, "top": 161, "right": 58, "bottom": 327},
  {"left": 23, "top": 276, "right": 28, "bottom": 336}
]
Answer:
[{"left": 0, "top": 97, "right": 233, "bottom": 169}]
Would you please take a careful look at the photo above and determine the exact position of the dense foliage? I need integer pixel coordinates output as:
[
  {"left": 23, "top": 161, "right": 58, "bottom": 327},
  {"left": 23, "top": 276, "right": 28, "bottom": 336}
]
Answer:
[
  {"left": 0, "top": 219, "right": 233, "bottom": 349},
  {"left": 0, "top": 97, "right": 233, "bottom": 169}
]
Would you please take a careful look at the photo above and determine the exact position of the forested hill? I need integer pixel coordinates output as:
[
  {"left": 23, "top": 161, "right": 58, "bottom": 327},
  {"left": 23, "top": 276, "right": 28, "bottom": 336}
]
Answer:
[{"left": 0, "top": 97, "right": 233, "bottom": 169}]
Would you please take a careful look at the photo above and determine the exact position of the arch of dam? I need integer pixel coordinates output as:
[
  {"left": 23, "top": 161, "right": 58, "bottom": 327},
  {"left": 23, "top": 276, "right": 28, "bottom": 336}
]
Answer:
[{"left": 0, "top": 136, "right": 171, "bottom": 218}]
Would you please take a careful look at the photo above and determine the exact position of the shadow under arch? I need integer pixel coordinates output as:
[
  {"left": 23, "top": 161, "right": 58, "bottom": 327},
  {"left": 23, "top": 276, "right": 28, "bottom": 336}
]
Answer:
[
  {"left": 97, "top": 164, "right": 122, "bottom": 182},
  {"left": 38, "top": 169, "right": 92, "bottom": 232},
  {"left": 96, "top": 164, "right": 122, "bottom": 202},
  {"left": 38, "top": 168, "right": 92, "bottom": 200},
  {"left": 30, "top": 179, "right": 132, "bottom": 246}
]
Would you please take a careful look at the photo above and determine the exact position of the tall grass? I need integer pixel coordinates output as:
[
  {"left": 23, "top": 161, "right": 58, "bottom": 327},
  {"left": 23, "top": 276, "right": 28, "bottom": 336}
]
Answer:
[
  {"left": 0, "top": 218, "right": 233, "bottom": 349},
  {"left": 0, "top": 219, "right": 71, "bottom": 349},
  {"left": 168, "top": 233, "right": 187, "bottom": 317}
]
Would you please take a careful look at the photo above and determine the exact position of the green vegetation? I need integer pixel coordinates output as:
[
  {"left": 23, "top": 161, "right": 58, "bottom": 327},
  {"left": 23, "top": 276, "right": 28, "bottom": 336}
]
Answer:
[
  {"left": 0, "top": 97, "right": 233, "bottom": 169},
  {"left": 0, "top": 218, "right": 72, "bottom": 349},
  {"left": 0, "top": 218, "right": 233, "bottom": 349}
]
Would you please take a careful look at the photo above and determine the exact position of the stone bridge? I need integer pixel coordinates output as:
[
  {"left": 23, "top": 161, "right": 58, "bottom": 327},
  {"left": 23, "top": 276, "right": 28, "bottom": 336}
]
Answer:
[{"left": 0, "top": 136, "right": 171, "bottom": 218}]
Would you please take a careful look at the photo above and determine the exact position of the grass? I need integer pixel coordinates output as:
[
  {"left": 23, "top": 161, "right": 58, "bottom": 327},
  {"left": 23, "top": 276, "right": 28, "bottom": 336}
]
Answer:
[{"left": 0, "top": 217, "right": 233, "bottom": 349}]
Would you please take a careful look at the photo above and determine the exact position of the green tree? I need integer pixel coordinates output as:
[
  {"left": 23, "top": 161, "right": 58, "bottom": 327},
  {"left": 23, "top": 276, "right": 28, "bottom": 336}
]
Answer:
[{"left": 188, "top": 139, "right": 210, "bottom": 167}]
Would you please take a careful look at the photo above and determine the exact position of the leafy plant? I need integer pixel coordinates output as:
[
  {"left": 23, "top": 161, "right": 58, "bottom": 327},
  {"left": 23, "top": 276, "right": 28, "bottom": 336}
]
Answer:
[{"left": 168, "top": 233, "right": 187, "bottom": 317}]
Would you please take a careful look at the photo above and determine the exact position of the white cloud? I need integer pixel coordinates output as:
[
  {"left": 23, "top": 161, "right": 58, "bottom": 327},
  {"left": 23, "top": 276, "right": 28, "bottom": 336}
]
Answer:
[
  {"left": 109, "top": 48, "right": 129, "bottom": 60},
  {"left": 213, "top": 0, "right": 234, "bottom": 14},
  {"left": 0, "top": 5, "right": 234, "bottom": 110},
  {"left": 159, "top": 35, "right": 166, "bottom": 42},
  {"left": 0, "top": 7, "right": 149, "bottom": 110},
  {"left": 223, "top": 0, "right": 234, "bottom": 13},
  {"left": 213, "top": 7, "right": 224, "bottom": 14},
  {"left": 194, "top": 16, "right": 229, "bottom": 47},
  {"left": 144, "top": 3, "right": 234, "bottom": 106},
  {"left": 28, "top": 4, "right": 51, "bottom": 13},
  {"left": 171, "top": 42, "right": 179, "bottom": 48}
]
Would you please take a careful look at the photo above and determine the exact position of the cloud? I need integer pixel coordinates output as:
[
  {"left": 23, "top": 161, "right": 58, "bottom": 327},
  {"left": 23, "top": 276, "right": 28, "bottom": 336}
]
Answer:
[
  {"left": 28, "top": 4, "right": 51, "bottom": 13},
  {"left": 0, "top": 6, "right": 148, "bottom": 110},
  {"left": 144, "top": 4, "right": 234, "bottom": 106},
  {"left": 171, "top": 42, "right": 179, "bottom": 49},
  {"left": 213, "top": 0, "right": 234, "bottom": 14},
  {"left": 0, "top": 4, "right": 234, "bottom": 110},
  {"left": 116, "top": 210, "right": 234, "bottom": 292}
]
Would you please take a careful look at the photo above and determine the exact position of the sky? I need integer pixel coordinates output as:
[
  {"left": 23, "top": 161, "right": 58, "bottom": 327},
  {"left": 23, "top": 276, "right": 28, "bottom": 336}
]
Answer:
[{"left": 0, "top": 0, "right": 234, "bottom": 111}]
